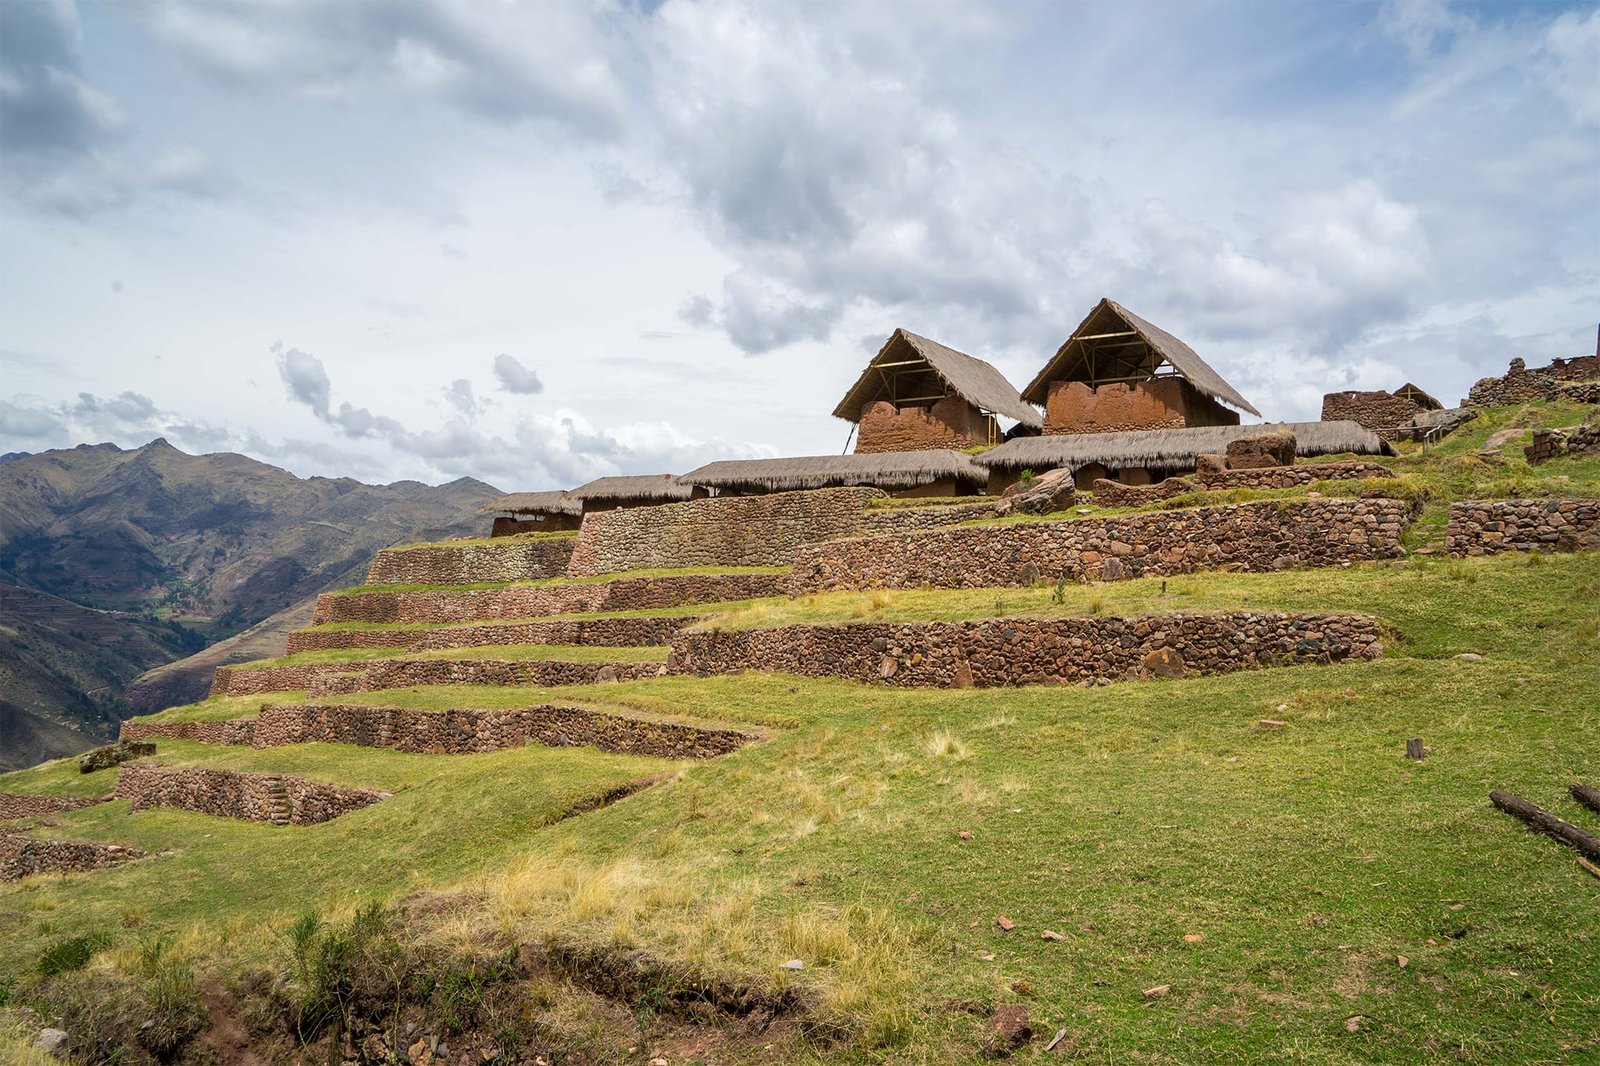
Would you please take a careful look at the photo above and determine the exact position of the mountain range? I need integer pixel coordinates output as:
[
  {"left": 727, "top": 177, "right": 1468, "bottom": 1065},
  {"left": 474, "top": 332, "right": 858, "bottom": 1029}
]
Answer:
[{"left": 0, "top": 439, "right": 498, "bottom": 769}]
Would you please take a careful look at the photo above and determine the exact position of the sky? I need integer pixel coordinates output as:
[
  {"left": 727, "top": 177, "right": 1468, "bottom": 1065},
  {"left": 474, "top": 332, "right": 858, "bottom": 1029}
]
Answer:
[{"left": 1, "top": 0, "right": 1596, "bottom": 490}]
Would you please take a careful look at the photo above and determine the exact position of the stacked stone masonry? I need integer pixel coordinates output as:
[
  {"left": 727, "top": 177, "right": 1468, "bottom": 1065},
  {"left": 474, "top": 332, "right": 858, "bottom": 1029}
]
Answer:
[
  {"left": 121, "top": 718, "right": 258, "bottom": 745},
  {"left": 0, "top": 793, "right": 105, "bottom": 820},
  {"left": 366, "top": 536, "right": 576, "bottom": 585},
  {"left": 1089, "top": 461, "right": 1396, "bottom": 508},
  {"left": 285, "top": 615, "right": 702, "bottom": 654},
  {"left": 305, "top": 657, "right": 666, "bottom": 697},
  {"left": 788, "top": 497, "right": 1413, "bottom": 593},
  {"left": 1090, "top": 477, "right": 1195, "bottom": 508},
  {"left": 1, "top": 832, "right": 143, "bottom": 881},
  {"left": 1466, "top": 356, "right": 1600, "bottom": 407},
  {"left": 1320, "top": 391, "right": 1429, "bottom": 431},
  {"left": 566, "top": 488, "right": 884, "bottom": 577},
  {"left": 671, "top": 612, "right": 1384, "bottom": 688},
  {"left": 114, "top": 764, "right": 388, "bottom": 825},
  {"left": 1525, "top": 426, "right": 1600, "bottom": 465},
  {"left": 210, "top": 661, "right": 361, "bottom": 697},
  {"left": 859, "top": 500, "right": 1003, "bottom": 535},
  {"left": 1445, "top": 499, "right": 1600, "bottom": 556},
  {"left": 313, "top": 572, "right": 784, "bottom": 625}
]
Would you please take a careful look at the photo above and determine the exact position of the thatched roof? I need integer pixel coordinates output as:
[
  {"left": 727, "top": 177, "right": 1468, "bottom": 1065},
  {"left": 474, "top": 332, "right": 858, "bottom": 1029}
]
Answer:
[
  {"left": 478, "top": 491, "right": 581, "bottom": 516},
  {"left": 679, "top": 449, "right": 987, "bottom": 493},
  {"left": 567, "top": 474, "right": 695, "bottom": 502},
  {"left": 833, "top": 329, "right": 1042, "bottom": 428},
  {"left": 1022, "top": 298, "right": 1261, "bottom": 416},
  {"left": 975, "top": 421, "right": 1392, "bottom": 472},
  {"left": 1396, "top": 383, "right": 1443, "bottom": 410}
]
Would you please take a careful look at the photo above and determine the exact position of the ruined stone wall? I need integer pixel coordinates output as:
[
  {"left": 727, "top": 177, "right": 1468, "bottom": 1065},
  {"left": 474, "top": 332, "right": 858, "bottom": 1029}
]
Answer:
[
  {"left": 365, "top": 537, "right": 575, "bottom": 586},
  {"left": 565, "top": 488, "right": 882, "bottom": 577},
  {"left": 1466, "top": 356, "right": 1600, "bottom": 406},
  {"left": 312, "top": 572, "right": 785, "bottom": 625},
  {"left": 1, "top": 832, "right": 143, "bottom": 881},
  {"left": 251, "top": 702, "right": 749, "bottom": 758},
  {"left": 285, "top": 614, "right": 700, "bottom": 654},
  {"left": 788, "top": 497, "right": 1412, "bottom": 593},
  {"left": 0, "top": 793, "right": 105, "bottom": 820},
  {"left": 856, "top": 397, "right": 996, "bottom": 454},
  {"left": 1445, "top": 499, "right": 1600, "bottom": 556},
  {"left": 1320, "top": 391, "right": 1423, "bottom": 431},
  {"left": 1044, "top": 378, "right": 1239, "bottom": 435},
  {"left": 1090, "top": 477, "right": 1196, "bottom": 508},
  {"left": 671, "top": 612, "right": 1383, "bottom": 688},
  {"left": 306, "top": 657, "right": 666, "bottom": 697},
  {"left": 210, "top": 662, "right": 359, "bottom": 698},
  {"left": 1198, "top": 460, "right": 1395, "bottom": 489},
  {"left": 492, "top": 515, "right": 581, "bottom": 537},
  {"left": 114, "top": 764, "right": 386, "bottom": 825},
  {"left": 1525, "top": 426, "right": 1600, "bottom": 465},
  {"left": 120, "top": 718, "right": 257, "bottom": 745},
  {"left": 859, "top": 500, "right": 1002, "bottom": 535}
]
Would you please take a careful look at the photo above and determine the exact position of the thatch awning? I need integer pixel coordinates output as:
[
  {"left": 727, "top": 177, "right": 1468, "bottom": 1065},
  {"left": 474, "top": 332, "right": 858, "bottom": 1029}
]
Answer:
[
  {"left": 568, "top": 474, "right": 695, "bottom": 503},
  {"left": 975, "top": 422, "right": 1392, "bottom": 472},
  {"left": 1395, "top": 383, "right": 1443, "bottom": 410},
  {"left": 833, "top": 329, "right": 1042, "bottom": 428},
  {"left": 1022, "top": 298, "right": 1261, "bottom": 416},
  {"left": 478, "top": 491, "right": 581, "bottom": 516},
  {"left": 679, "top": 449, "right": 988, "bottom": 493}
]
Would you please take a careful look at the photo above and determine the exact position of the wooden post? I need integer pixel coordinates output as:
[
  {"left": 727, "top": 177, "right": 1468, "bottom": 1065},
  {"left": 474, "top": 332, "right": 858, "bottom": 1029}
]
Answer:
[
  {"left": 1405, "top": 738, "right": 1424, "bottom": 761},
  {"left": 1489, "top": 790, "right": 1600, "bottom": 862},
  {"left": 1570, "top": 782, "right": 1600, "bottom": 816}
]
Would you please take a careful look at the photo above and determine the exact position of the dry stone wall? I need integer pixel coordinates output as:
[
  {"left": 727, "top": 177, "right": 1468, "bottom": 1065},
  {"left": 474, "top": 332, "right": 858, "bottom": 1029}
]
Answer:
[
  {"left": 1196, "top": 460, "right": 1395, "bottom": 490},
  {"left": 210, "top": 661, "right": 361, "bottom": 697},
  {"left": 789, "top": 497, "right": 1413, "bottom": 593},
  {"left": 1, "top": 832, "right": 143, "bottom": 881},
  {"left": 1445, "top": 499, "right": 1600, "bottom": 556},
  {"left": 286, "top": 615, "right": 700, "bottom": 654},
  {"left": 1090, "top": 477, "right": 1194, "bottom": 507},
  {"left": 1320, "top": 391, "right": 1425, "bottom": 430},
  {"left": 0, "top": 793, "right": 105, "bottom": 820},
  {"left": 313, "top": 572, "right": 784, "bottom": 625},
  {"left": 306, "top": 657, "right": 666, "bottom": 697},
  {"left": 1525, "top": 426, "right": 1600, "bottom": 465},
  {"left": 566, "top": 488, "right": 882, "bottom": 577},
  {"left": 120, "top": 718, "right": 257, "bottom": 745},
  {"left": 114, "top": 764, "right": 387, "bottom": 825},
  {"left": 1466, "top": 356, "right": 1600, "bottom": 406},
  {"left": 671, "top": 612, "right": 1384, "bottom": 688},
  {"left": 365, "top": 537, "right": 575, "bottom": 586},
  {"left": 859, "top": 501, "right": 1003, "bottom": 535},
  {"left": 253, "top": 702, "right": 751, "bottom": 758}
]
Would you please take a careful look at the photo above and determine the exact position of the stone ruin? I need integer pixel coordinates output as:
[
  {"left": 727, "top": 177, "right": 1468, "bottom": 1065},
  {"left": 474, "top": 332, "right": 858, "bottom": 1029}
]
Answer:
[{"left": 1467, "top": 355, "right": 1600, "bottom": 407}]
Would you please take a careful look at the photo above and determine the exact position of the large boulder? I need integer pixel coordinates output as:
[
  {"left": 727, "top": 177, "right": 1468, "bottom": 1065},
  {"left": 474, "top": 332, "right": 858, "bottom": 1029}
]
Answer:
[
  {"left": 1225, "top": 430, "right": 1296, "bottom": 470},
  {"left": 79, "top": 739, "right": 156, "bottom": 774},
  {"left": 1000, "top": 468, "right": 1075, "bottom": 515}
]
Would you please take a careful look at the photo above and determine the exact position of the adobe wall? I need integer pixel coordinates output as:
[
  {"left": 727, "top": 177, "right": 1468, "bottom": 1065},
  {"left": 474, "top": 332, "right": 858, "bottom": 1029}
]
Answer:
[
  {"left": 306, "top": 657, "right": 666, "bottom": 697},
  {"left": 0, "top": 793, "right": 106, "bottom": 820},
  {"left": 1320, "top": 391, "right": 1423, "bottom": 431},
  {"left": 365, "top": 536, "right": 575, "bottom": 586},
  {"left": 312, "top": 572, "right": 786, "bottom": 625},
  {"left": 1445, "top": 499, "right": 1600, "bottom": 556},
  {"left": 114, "top": 764, "right": 387, "bottom": 825},
  {"left": 252, "top": 702, "right": 751, "bottom": 759},
  {"left": 285, "top": 614, "right": 701, "bottom": 654},
  {"left": 788, "top": 497, "right": 1413, "bottom": 593},
  {"left": 1, "top": 832, "right": 143, "bottom": 881},
  {"left": 565, "top": 487, "right": 882, "bottom": 577},
  {"left": 856, "top": 397, "right": 996, "bottom": 454},
  {"left": 1044, "top": 378, "right": 1239, "bottom": 435},
  {"left": 671, "top": 612, "right": 1383, "bottom": 688},
  {"left": 1466, "top": 356, "right": 1600, "bottom": 407}
]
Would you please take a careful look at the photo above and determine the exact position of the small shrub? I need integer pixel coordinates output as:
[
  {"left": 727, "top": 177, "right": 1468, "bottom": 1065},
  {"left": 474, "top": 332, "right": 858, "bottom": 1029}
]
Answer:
[
  {"left": 36, "top": 930, "right": 112, "bottom": 976},
  {"left": 924, "top": 730, "right": 969, "bottom": 759},
  {"left": 1087, "top": 593, "right": 1106, "bottom": 615},
  {"left": 1018, "top": 468, "right": 1036, "bottom": 489},
  {"left": 1051, "top": 576, "right": 1068, "bottom": 605}
]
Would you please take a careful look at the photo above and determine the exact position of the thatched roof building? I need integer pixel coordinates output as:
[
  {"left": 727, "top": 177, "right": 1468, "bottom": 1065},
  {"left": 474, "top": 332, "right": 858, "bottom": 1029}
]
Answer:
[
  {"left": 568, "top": 474, "right": 702, "bottom": 512},
  {"left": 478, "top": 491, "right": 581, "bottom": 517},
  {"left": 679, "top": 449, "right": 987, "bottom": 498},
  {"left": 1024, "top": 298, "right": 1260, "bottom": 435},
  {"left": 834, "top": 329, "right": 1040, "bottom": 454}
]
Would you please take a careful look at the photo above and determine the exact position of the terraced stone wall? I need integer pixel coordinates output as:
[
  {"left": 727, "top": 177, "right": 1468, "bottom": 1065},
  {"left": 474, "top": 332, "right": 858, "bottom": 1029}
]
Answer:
[
  {"left": 307, "top": 657, "right": 666, "bottom": 697},
  {"left": 312, "top": 572, "right": 784, "bottom": 625},
  {"left": 671, "top": 613, "right": 1384, "bottom": 688},
  {"left": 114, "top": 764, "right": 386, "bottom": 825},
  {"left": 1, "top": 832, "right": 143, "bottom": 881},
  {"left": 566, "top": 488, "right": 883, "bottom": 577},
  {"left": 1196, "top": 460, "right": 1395, "bottom": 490},
  {"left": 285, "top": 614, "right": 699, "bottom": 654},
  {"left": 210, "top": 662, "right": 358, "bottom": 697},
  {"left": 788, "top": 497, "right": 1413, "bottom": 593},
  {"left": 365, "top": 536, "right": 575, "bottom": 586},
  {"left": 120, "top": 718, "right": 257, "bottom": 745},
  {"left": 859, "top": 500, "right": 1002, "bottom": 535},
  {"left": 0, "top": 794, "right": 105, "bottom": 820},
  {"left": 1445, "top": 499, "right": 1600, "bottom": 556},
  {"left": 251, "top": 702, "right": 750, "bottom": 758},
  {"left": 1090, "top": 478, "right": 1194, "bottom": 508}
]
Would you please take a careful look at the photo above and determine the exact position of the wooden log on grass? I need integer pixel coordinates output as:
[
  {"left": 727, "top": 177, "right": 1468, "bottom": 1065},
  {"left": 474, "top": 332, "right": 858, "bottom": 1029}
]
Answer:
[
  {"left": 1570, "top": 782, "right": 1600, "bottom": 816},
  {"left": 1489, "top": 790, "right": 1600, "bottom": 863}
]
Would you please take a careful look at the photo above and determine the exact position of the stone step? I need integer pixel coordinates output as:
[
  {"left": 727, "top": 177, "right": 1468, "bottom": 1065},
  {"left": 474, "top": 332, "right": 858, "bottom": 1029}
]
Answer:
[
  {"left": 283, "top": 613, "right": 704, "bottom": 655},
  {"left": 364, "top": 535, "right": 576, "bottom": 586},
  {"left": 312, "top": 571, "right": 783, "bottom": 626}
]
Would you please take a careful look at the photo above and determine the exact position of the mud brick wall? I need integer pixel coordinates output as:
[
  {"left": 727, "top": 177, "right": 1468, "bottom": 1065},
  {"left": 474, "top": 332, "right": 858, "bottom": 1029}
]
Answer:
[
  {"left": 1466, "top": 356, "right": 1600, "bottom": 406},
  {"left": 1045, "top": 378, "right": 1238, "bottom": 435},
  {"left": 859, "top": 501, "right": 1003, "bottom": 535},
  {"left": 287, "top": 614, "right": 700, "bottom": 654},
  {"left": 1320, "top": 391, "right": 1424, "bottom": 431},
  {"left": 1196, "top": 461, "right": 1395, "bottom": 489},
  {"left": 252, "top": 702, "right": 751, "bottom": 759},
  {"left": 120, "top": 718, "right": 258, "bottom": 745},
  {"left": 365, "top": 536, "right": 575, "bottom": 586},
  {"left": 210, "top": 662, "right": 361, "bottom": 698},
  {"left": 671, "top": 612, "right": 1384, "bottom": 688},
  {"left": 856, "top": 397, "right": 996, "bottom": 454},
  {"left": 312, "top": 572, "right": 784, "bottom": 625},
  {"left": 0, "top": 793, "right": 105, "bottom": 820},
  {"left": 565, "top": 488, "right": 882, "bottom": 577},
  {"left": 114, "top": 764, "right": 387, "bottom": 825},
  {"left": 1445, "top": 499, "right": 1600, "bottom": 556},
  {"left": 1, "top": 832, "right": 143, "bottom": 881},
  {"left": 306, "top": 657, "right": 666, "bottom": 697},
  {"left": 788, "top": 497, "right": 1413, "bottom": 593}
]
